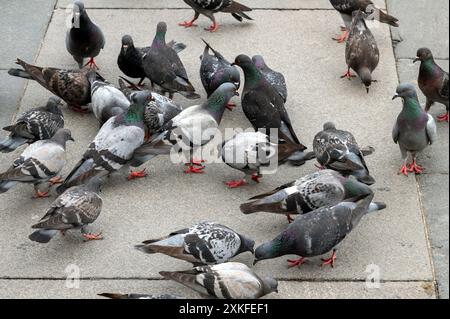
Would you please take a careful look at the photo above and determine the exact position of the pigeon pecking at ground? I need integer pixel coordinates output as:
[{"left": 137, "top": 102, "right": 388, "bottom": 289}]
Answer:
[
  {"left": 98, "top": 293, "right": 183, "bottom": 299},
  {"left": 252, "top": 55, "right": 288, "bottom": 102},
  {"left": 342, "top": 10, "right": 380, "bottom": 93},
  {"left": 136, "top": 222, "right": 255, "bottom": 266},
  {"left": 179, "top": 0, "right": 253, "bottom": 32},
  {"left": 0, "top": 96, "right": 64, "bottom": 153},
  {"left": 29, "top": 177, "right": 103, "bottom": 243},
  {"left": 0, "top": 129, "right": 74, "bottom": 198},
  {"left": 313, "top": 122, "right": 376, "bottom": 185},
  {"left": 240, "top": 169, "right": 375, "bottom": 223},
  {"left": 254, "top": 192, "right": 386, "bottom": 268},
  {"left": 392, "top": 83, "right": 437, "bottom": 176},
  {"left": 329, "top": 0, "right": 399, "bottom": 43},
  {"left": 8, "top": 59, "right": 94, "bottom": 113},
  {"left": 160, "top": 262, "right": 278, "bottom": 299},
  {"left": 65, "top": 1, "right": 105, "bottom": 69},
  {"left": 142, "top": 22, "right": 200, "bottom": 100},
  {"left": 414, "top": 48, "right": 449, "bottom": 123},
  {"left": 200, "top": 39, "right": 240, "bottom": 111}
]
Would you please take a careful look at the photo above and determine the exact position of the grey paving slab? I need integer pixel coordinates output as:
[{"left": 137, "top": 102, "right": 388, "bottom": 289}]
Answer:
[
  {"left": 0, "top": 8, "right": 433, "bottom": 291},
  {"left": 387, "top": 0, "right": 449, "bottom": 60},
  {"left": 0, "top": 279, "right": 436, "bottom": 299},
  {"left": 0, "top": 71, "right": 26, "bottom": 132}
]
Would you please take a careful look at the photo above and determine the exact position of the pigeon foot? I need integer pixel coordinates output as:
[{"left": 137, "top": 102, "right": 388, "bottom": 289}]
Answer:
[
  {"left": 49, "top": 176, "right": 64, "bottom": 185},
  {"left": 340, "top": 70, "right": 356, "bottom": 80},
  {"left": 179, "top": 19, "right": 198, "bottom": 28},
  {"left": 333, "top": 30, "right": 349, "bottom": 43},
  {"left": 408, "top": 161, "right": 423, "bottom": 174},
  {"left": 251, "top": 173, "right": 262, "bottom": 183},
  {"left": 288, "top": 257, "right": 307, "bottom": 268},
  {"left": 205, "top": 22, "right": 219, "bottom": 32},
  {"left": 321, "top": 250, "right": 337, "bottom": 268},
  {"left": 127, "top": 169, "right": 148, "bottom": 180},
  {"left": 185, "top": 164, "right": 205, "bottom": 174},
  {"left": 70, "top": 105, "right": 90, "bottom": 114},
  {"left": 83, "top": 232, "right": 103, "bottom": 241},
  {"left": 399, "top": 163, "right": 409, "bottom": 176},
  {"left": 287, "top": 214, "right": 295, "bottom": 223},
  {"left": 315, "top": 164, "right": 326, "bottom": 170},
  {"left": 226, "top": 103, "right": 236, "bottom": 111},
  {"left": 225, "top": 179, "right": 247, "bottom": 188},
  {"left": 85, "top": 57, "right": 99, "bottom": 70},
  {"left": 437, "top": 112, "right": 449, "bottom": 123},
  {"left": 34, "top": 190, "right": 50, "bottom": 199}
]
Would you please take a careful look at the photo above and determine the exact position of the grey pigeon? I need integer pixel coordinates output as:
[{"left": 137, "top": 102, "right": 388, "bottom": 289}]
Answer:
[
  {"left": 66, "top": 1, "right": 105, "bottom": 69},
  {"left": 8, "top": 59, "right": 94, "bottom": 113},
  {"left": 414, "top": 48, "right": 449, "bottom": 123},
  {"left": 88, "top": 72, "right": 130, "bottom": 126},
  {"left": 252, "top": 55, "right": 287, "bottom": 102},
  {"left": 98, "top": 293, "right": 183, "bottom": 299},
  {"left": 200, "top": 39, "right": 240, "bottom": 110},
  {"left": 118, "top": 35, "right": 187, "bottom": 87},
  {"left": 180, "top": 0, "right": 253, "bottom": 32},
  {"left": 329, "top": 0, "right": 398, "bottom": 43},
  {"left": 392, "top": 83, "right": 437, "bottom": 176},
  {"left": 254, "top": 192, "right": 386, "bottom": 268},
  {"left": 240, "top": 170, "right": 375, "bottom": 223},
  {"left": 29, "top": 177, "right": 103, "bottom": 243},
  {"left": 142, "top": 22, "right": 200, "bottom": 100},
  {"left": 160, "top": 262, "right": 278, "bottom": 299},
  {"left": 0, "top": 129, "right": 74, "bottom": 197},
  {"left": 0, "top": 96, "right": 64, "bottom": 153},
  {"left": 136, "top": 222, "right": 254, "bottom": 266},
  {"left": 342, "top": 10, "right": 379, "bottom": 93},
  {"left": 313, "top": 122, "right": 376, "bottom": 185},
  {"left": 220, "top": 131, "right": 314, "bottom": 188}
]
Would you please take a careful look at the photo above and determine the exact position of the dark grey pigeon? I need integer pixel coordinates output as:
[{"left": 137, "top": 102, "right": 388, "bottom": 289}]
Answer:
[
  {"left": 313, "top": 122, "right": 375, "bottom": 185},
  {"left": 240, "top": 170, "right": 375, "bottom": 223},
  {"left": 66, "top": 1, "right": 105, "bottom": 69},
  {"left": 200, "top": 39, "right": 240, "bottom": 110},
  {"left": 414, "top": 48, "right": 449, "bottom": 123},
  {"left": 160, "top": 262, "right": 278, "bottom": 299},
  {"left": 98, "top": 293, "right": 183, "bottom": 299},
  {"left": 392, "top": 83, "right": 437, "bottom": 176},
  {"left": 329, "top": 0, "right": 398, "bottom": 43},
  {"left": 118, "top": 35, "right": 187, "bottom": 87},
  {"left": 254, "top": 193, "right": 386, "bottom": 268},
  {"left": 0, "top": 96, "right": 64, "bottom": 153},
  {"left": 342, "top": 10, "right": 379, "bottom": 93},
  {"left": 29, "top": 177, "right": 103, "bottom": 244},
  {"left": 136, "top": 222, "right": 255, "bottom": 266},
  {"left": 252, "top": 55, "right": 287, "bottom": 102},
  {"left": 142, "top": 22, "right": 200, "bottom": 100},
  {"left": 0, "top": 129, "right": 74, "bottom": 198},
  {"left": 180, "top": 0, "right": 253, "bottom": 32}
]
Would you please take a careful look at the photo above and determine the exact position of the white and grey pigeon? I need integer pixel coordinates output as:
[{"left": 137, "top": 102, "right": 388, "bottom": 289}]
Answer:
[
  {"left": 88, "top": 72, "right": 130, "bottom": 126},
  {"left": 66, "top": 1, "right": 105, "bottom": 69},
  {"left": 313, "top": 122, "right": 376, "bottom": 185},
  {"left": 136, "top": 222, "right": 255, "bottom": 266},
  {"left": 98, "top": 293, "right": 183, "bottom": 299},
  {"left": 0, "top": 129, "right": 74, "bottom": 198},
  {"left": 179, "top": 0, "right": 253, "bottom": 32},
  {"left": 220, "top": 131, "right": 314, "bottom": 188},
  {"left": 160, "top": 262, "right": 278, "bottom": 299},
  {"left": 392, "top": 83, "right": 437, "bottom": 176},
  {"left": 252, "top": 55, "right": 287, "bottom": 102},
  {"left": 29, "top": 177, "right": 103, "bottom": 243},
  {"left": 0, "top": 96, "right": 64, "bottom": 153},
  {"left": 342, "top": 10, "right": 380, "bottom": 93},
  {"left": 240, "top": 169, "right": 378, "bottom": 223}
]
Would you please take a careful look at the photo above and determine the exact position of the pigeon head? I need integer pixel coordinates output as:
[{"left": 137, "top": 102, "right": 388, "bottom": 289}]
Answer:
[
  {"left": 254, "top": 235, "right": 288, "bottom": 265},
  {"left": 359, "top": 68, "right": 374, "bottom": 94},
  {"left": 71, "top": 1, "right": 88, "bottom": 27},
  {"left": 392, "top": 83, "right": 418, "bottom": 101},
  {"left": 52, "top": 128, "right": 75, "bottom": 147},
  {"left": 323, "top": 122, "right": 336, "bottom": 131},
  {"left": 46, "top": 96, "right": 62, "bottom": 112},
  {"left": 206, "top": 83, "right": 239, "bottom": 114},
  {"left": 252, "top": 55, "right": 267, "bottom": 69},
  {"left": 233, "top": 55, "right": 262, "bottom": 87},
  {"left": 233, "top": 54, "right": 254, "bottom": 69},
  {"left": 121, "top": 35, "right": 134, "bottom": 54},
  {"left": 130, "top": 91, "right": 153, "bottom": 106},
  {"left": 153, "top": 22, "right": 167, "bottom": 45},
  {"left": 342, "top": 175, "right": 373, "bottom": 201},
  {"left": 86, "top": 176, "right": 103, "bottom": 193},
  {"left": 238, "top": 235, "right": 255, "bottom": 255},
  {"left": 126, "top": 91, "right": 153, "bottom": 122},
  {"left": 414, "top": 48, "right": 433, "bottom": 63},
  {"left": 262, "top": 277, "right": 279, "bottom": 295}
]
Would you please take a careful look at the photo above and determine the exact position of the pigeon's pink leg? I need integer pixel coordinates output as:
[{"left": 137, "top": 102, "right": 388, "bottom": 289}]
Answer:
[
  {"left": 399, "top": 163, "right": 409, "bottom": 176},
  {"left": 288, "top": 257, "right": 307, "bottom": 268},
  {"left": 83, "top": 232, "right": 103, "bottom": 241},
  {"left": 85, "top": 57, "right": 99, "bottom": 70},
  {"left": 340, "top": 69, "right": 356, "bottom": 80},
  {"left": 315, "top": 164, "right": 326, "bottom": 170},
  {"left": 225, "top": 179, "right": 247, "bottom": 188},
  {"left": 321, "top": 250, "right": 337, "bottom": 268},
  {"left": 287, "top": 214, "right": 295, "bottom": 224},
  {"left": 49, "top": 176, "right": 64, "bottom": 185},
  {"left": 408, "top": 160, "right": 424, "bottom": 174},
  {"left": 179, "top": 17, "right": 198, "bottom": 28},
  {"left": 226, "top": 103, "right": 236, "bottom": 111},
  {"left": 70, "top": 105, "right": 91, "bottom": 114},
  {"left": 437, "top": 112, "right": 449, "bottom": 123},
  {"left": 333, "top": 30, "right": 349, "bottom": 43},
  {"left": 190, "top": 159, "right": 206, "bottom": 167},
  {"left": 205, "top": 21, "right": 219, "bottom": 32},
  {"left": 185, "top": 164, "right": 205, "bottom": 174},
  {"left": 127, "top": 169, "right": 148, "bottom": 180},
  {"left": 35, "top": 190, "right": 50, "bottom": 198}
]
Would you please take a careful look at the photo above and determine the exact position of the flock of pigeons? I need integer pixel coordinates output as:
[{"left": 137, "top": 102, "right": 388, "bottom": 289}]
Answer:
[{"left": 0, "top": 0, "right": 448, "bottom": 300}]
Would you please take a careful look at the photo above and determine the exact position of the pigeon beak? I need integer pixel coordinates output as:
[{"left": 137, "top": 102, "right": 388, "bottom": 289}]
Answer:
[
  {"left": 366, "top": 87, "right": 370, "bottom": 94},
  {"left": 234, "top": 82, "right": 241, "bottom": 90},
  {"left": 234, "top": 91, "right": 240, "bottom": 97},
  {"left": 231, "top": 62, "right": 236, "bottom": 66},
  {"left": 122, "top": 45, "right": 129, "bottom": 54},
  {"left": 253, "top": 259, "right": 259, "bottom": 266},
  {"left": 70, "top": 137, "right": 75, "bottom": 142},
  {"left": 392, "top": 93, "right": 400, "bottom": 100},
  {"left": 413, "top": 57, "right": 420, "bottom": 63}
]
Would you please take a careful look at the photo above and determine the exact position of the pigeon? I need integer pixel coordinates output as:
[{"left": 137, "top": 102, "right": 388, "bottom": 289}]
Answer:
[
  {"left": 0, "top": 129, "right": 74, "bottom": 198},
  {"left": 179, "top": 0, "right": 253, "bottom": 32},
  {"left": 220, "top": 131, "right": 314, "bottom": 188},
  {"left": 342, "top": 10, "right": 379, "bottom": 93},
  {"left": 233, "top": 55, "right": 309, "bottom": 165},
  {"left": 142, "top": 22, "right": 200, "bottom": 100},
  {"left": 8, "top": 59, "right": 94, "bottom": 113},
  {"left": 392, "top": 83, "right": 437, "bottom": 176},
  {"left": 313, "top": 122, "right": 376, "bottom": 185},
  {"left": 329, "top": 0, "right": 399, "bottom": 43},
  {"left": 414, "top": 48, "right": 449, "bottom": 123},
  {"left": 118, "top": 35, "right": 187, "bottom": 87},
  {"left": 66, "top": 1, "right": 105, "bottom": 69},
  {"left": 200, "top": 39, "right": 240, "bottom": 110},
  {"left": 136, "top": 222, "right": 255, "bottom": 266},
  {"left": 87, "top": 72, "right": 130, "bottom": 126},
  {"left": 160, "top": 262, "right": 278, "bottom": 299},
  {"left": 252, "top": 55, "right": 287, "bottom": 102},
  {"left": 0, "top": 96, "right": 64, "bottom": 153},
  {"left": 98, "top": 293, "right": 183, "bottom": 299},
  {"left": 254, "top": 192, "right": 386, "bottom": 268},
  {"left": 158, "top": 82, "right": 238, "bottom": 173},
  {"left": 56, "top": 92, "right": 152, "bottom": 193},
  {"left": 29, "top": 177, "right": 103, "bottom": 243}
]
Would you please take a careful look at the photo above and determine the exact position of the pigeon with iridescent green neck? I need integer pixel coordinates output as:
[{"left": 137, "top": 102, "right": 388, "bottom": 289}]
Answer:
[
  {"left": 414, "top": 48, "right": 449, "bottom": 123},
  {"left": 392, "top": 83, "right": 437, "bottom": 176}
]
